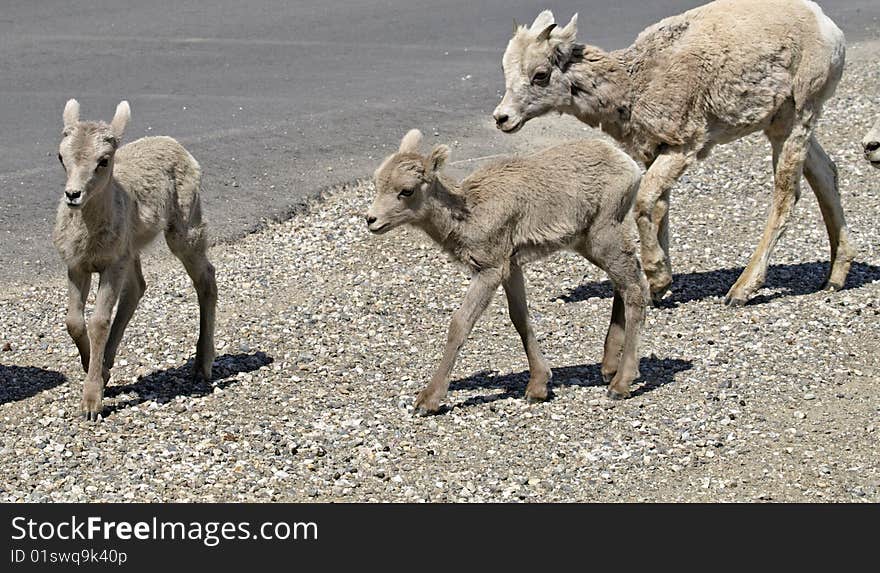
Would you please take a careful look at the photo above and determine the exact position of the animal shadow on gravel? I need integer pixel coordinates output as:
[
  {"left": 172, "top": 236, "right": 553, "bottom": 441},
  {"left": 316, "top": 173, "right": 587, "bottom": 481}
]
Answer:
[
  {"left": 447, "top": 357, "right": 692, "bottom": 411},
  {"left": 102, "top": 352, "right": 273, "bottom": 416},
  {"left": 0, "top": 365, "right": 67, "bottom": 405},
  {"left": 558, "top": 261, "right": 880, "bottom": 308}
]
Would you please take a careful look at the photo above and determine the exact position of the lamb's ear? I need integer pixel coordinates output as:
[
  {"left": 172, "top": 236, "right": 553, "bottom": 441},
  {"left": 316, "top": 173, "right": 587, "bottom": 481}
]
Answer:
[
  {"left": 399, "top": 129, "right": 423, "bottom": 153},
  {"left": 428, "top": 144, "right": 450, "bottom": 173},
  {"left": 63, "top": 99, "right": 80, "bottom": 128},
  {"left": 110, "top": 101, "right": 131, "bottom": 139}
]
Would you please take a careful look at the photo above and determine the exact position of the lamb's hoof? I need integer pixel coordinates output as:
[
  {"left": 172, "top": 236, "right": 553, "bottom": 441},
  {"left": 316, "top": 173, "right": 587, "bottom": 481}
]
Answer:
[
  {"left": 606, "top": 388, "right": 630, "bottom": 400},
  {"left": 413, "top": 391, "right": 443, "bottom": 417},
  {"left": 823, "top": 281, "right": 844, "bottom": 292},
  {"left": 193, "top": 366, "right": 213, "bottom": 382},
  {"left": 413, "top": 404, "right": 442, "bottom": 417},
  {"left": 81, "top": 397, "right": 104, "bottom": 422}
]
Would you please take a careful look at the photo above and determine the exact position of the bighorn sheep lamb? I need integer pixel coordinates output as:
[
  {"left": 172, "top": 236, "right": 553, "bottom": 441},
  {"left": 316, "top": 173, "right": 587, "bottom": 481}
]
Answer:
[
  {"left": 366, "top": 129, "right": 649, "bottom": 415},
  {"left": 53, "top": 99, "right": 217, "bottom": 420},
  {"left": 863, "top": 117, "right": 880, "bottom": 168},
  {"left": 494, "top": 0, "right": 854, "bottom": 306}
]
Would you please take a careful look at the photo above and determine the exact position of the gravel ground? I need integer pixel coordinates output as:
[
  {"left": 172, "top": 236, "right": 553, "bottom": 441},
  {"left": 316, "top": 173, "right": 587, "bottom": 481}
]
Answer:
[{"left": 1, "top": 42, "right": 879, "bottom": 503}]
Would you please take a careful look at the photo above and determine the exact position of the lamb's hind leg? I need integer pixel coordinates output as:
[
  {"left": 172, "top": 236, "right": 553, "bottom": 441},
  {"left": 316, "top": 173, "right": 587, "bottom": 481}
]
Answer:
[
  {"left": 725, "top": 114, "right": 814, "bottom": 306},
  {"left": 103, "top": 256, "right": 146, "bottom": 372},
  {"left": 167, "top": 229, "right": 217, "bottom": 381},
  {"left": 600, "top": 292, "right": 626, "bottom": 384},
  {"left": 502, "top": 263, "right": 552, "bottom": 403},
  {"left": 803, "top": 136, "right": 855, "bottom": 290},
  {"left": 583, "top": 229, "right": 650, "bottom": 399}
]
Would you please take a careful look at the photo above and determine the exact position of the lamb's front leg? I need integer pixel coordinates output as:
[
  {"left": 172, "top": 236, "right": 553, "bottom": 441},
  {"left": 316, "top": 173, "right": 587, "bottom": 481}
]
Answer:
[
  {"left": 65, "top": 268, "right": 92, "bottom": 373},
  {"left": 82, "top": 263, "right": 126, "bottom": 421},
  {"left": 635, "top": 151, "right": 692, "bottom": 303},
  {"left": 413, "top": 267, "right": 503, "bottom": 416}
]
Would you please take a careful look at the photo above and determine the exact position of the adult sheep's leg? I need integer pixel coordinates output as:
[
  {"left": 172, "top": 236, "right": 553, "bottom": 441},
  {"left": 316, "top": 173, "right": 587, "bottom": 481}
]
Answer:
[
  {"left": 803, "top": 136, "right": 855, "bottom": 290},
  {"left": 725, "top": 116, "right": 813, "bottom": 306},
  {"left": 65, "top": 268, "right": 92, "bottom": 373},
  {"left": 414, "top": 267, "right": 503, "bottom": 416},
  {"left": 635, "top": 151, "right": 692, "bottom": 303},
  {"left": 502, "top": 263, "right": 552, "bottom": 403},
  {"left": 82, "top": 263, "right": 126, "bottom": 421},
  {"left": 103, "top": 256, "right": 146, "bottom": 371}
]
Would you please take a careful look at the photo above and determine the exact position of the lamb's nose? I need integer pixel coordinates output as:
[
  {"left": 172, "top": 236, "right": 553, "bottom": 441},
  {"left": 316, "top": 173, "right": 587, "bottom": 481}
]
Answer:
[
  {"left": 65, "top": 190, "right": 81, "bottom": 201},
  {"left": 865, "top": 141, "right": 880, "bottom": 152},
  {"left": 494, "top": 113, "right": 509, "bottom": 126},
  {"left": 365, "top": 215, "right": 377, "bottom": 226}
]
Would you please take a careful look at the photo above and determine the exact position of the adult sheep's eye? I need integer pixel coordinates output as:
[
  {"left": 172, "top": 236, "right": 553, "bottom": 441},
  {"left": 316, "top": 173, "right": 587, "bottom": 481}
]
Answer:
[
  {"left": 532, "top": 70, "right": 550, "bottom": 86},
  {"left": 398, "top": 187, "right": 415, "bottom": 198},
  {"left": 97, "top": 156, "right": 109, "bottom": 168}
]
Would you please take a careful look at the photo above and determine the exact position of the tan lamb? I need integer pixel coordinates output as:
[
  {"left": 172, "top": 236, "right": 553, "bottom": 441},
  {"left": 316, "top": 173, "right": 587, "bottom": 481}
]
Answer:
[
  {"left": 53, "top": 99, "right": 217, "bottom": 420},
  {"left": 494, "top": 0, "right": 854, "bottom": 306},
  {"left": 366, "top": 129, "right": 649, "bottom": 415}
]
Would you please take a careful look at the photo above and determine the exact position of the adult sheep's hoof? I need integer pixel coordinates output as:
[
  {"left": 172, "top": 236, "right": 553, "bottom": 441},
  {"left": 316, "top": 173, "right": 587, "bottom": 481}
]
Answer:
[
  {"left": 823, "top": 280, "right": 844, "bottom": 292},
  {"left": 723, "top": 293, "right": 747, "bottom": 307}
]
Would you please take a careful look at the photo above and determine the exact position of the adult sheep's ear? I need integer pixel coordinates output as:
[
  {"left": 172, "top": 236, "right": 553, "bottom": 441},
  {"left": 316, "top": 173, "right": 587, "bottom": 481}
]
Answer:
[
  {"left": 63, "top": 99, "right": 80, "bottom": 129},
  {"left": 399, "top": 129, "right": 423, "bottom": 153},
  {"left": 428, "top": 145, "right": 450, "bottom": 173},
  {"left": 551, "top": 13, "right": 578, "bottom": 63},
  {"left": 550, "top": 13, "right": 577, "bottom": 44},
  {"left": 110, "top": 100, "right": 131, "bottom": 139},
  {"left": 529, "top": 10, "right": 555, "bottom": 33}
]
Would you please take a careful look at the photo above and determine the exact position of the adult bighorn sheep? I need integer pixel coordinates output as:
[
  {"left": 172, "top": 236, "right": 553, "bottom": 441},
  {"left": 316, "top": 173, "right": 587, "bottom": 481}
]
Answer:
[
  {"left": 366, "top": 130, "right": 649, "bottom": 414},
  {"left": 494, "top": 0, "right": 854, "bottom": 306},
  {"left": 863, "top": 117, "right": 880, "bottom": 167},
  {"left": 53, "top": 99, "right": 217, "bottom": 420}
]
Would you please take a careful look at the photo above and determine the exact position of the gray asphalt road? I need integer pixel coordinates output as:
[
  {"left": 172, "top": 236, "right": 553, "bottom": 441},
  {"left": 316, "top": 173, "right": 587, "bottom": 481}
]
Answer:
[{"left": 1, "top": 0, "right": 878, "bottom": 283}]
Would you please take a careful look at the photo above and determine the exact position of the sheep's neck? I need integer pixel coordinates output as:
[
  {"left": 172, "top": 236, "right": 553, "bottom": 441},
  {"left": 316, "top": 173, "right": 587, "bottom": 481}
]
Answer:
[
  {"left": 565, "top": 45, "right": 634, "bottom": 147},
  {"left": 79, "top": 178, "right": 119, "bottom": 234},
  {"left": 416, "top": 175, "right": 469, "bottom": 256}
]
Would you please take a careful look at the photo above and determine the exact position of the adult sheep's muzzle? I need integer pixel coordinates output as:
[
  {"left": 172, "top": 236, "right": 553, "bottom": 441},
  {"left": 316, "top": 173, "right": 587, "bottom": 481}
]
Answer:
[
  {"left": 365, "top": 214, "right": 390, "bottom": 234},
  {"left": 493, "top": 103, "right": 524, "bottom": 134}
]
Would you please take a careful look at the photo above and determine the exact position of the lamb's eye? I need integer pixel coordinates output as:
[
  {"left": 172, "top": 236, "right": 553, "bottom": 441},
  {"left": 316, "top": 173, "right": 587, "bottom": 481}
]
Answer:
[
  {"left": 97, "top": 156, "right": 109, "bottom": 169},
  {"left": 532, "top": 70, "right": 550, "bottom": 86},
  {"left": 57, "top": 153, "right": 64, "bottom": 167},
  {"left": 398, "top": 187, "right": 415, "bottom": 198}
]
